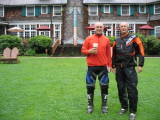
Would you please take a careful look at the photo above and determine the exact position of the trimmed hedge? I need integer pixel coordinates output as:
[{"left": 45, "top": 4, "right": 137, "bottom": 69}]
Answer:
[
  {"left": 0, "top": 34, "right": 22, "bottom": 53},
  {"left": 28, "top": 35, "right": 52, "bottom": 53}
]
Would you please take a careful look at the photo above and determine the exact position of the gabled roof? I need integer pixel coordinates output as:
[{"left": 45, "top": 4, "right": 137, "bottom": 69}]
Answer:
[
  {"left": 83, "top": 0, "right": 159, "bottom": 4},
  {"left": 0, "top": 0, "right": 67, "bottom": 6}
]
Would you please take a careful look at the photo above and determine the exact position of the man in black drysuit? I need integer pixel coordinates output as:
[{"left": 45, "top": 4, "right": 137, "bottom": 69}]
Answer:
[{"left": 112, "top": 22, "right": 145, "bottom": 120}]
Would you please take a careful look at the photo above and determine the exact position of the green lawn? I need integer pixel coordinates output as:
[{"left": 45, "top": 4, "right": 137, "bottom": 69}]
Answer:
[{"left": 0, "top": 57, "right": 160, "bottom": 120}]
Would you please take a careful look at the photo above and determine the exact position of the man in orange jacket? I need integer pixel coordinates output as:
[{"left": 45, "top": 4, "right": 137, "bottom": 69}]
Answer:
[{"left": 81, "top": 22, "right": 111, "bottom": 114}]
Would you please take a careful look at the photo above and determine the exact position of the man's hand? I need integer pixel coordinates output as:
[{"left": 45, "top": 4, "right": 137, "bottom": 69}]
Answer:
[
  {"left": 112, "top": 68, "right": 116, "bottom": 74},
  {"left": 107, "top": 66, "right": 111, "bottom": 72},
  {"left": 89, "top": 48, "right": 98, "bottom": 54},
  {"left": 136, "top": 66, "right": 143, "bottom": 73}
]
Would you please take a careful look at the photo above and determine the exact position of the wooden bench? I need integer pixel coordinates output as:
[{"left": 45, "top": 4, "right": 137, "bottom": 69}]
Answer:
[{"left": 0, "top": 47, "right": 19, "bottom": 64}]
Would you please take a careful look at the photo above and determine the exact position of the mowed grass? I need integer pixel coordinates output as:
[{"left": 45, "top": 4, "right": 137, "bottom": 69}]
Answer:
[{"left": 0, "top": 57, "right": 160, "bottom": 120}]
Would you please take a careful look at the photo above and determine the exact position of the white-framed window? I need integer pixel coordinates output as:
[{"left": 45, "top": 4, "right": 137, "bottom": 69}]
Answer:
[
  {"left": 17, "top": 24, "right": 37, "bottom": 38},
  {"left": 25, "top": 31, "right": 30, "bottom": 38},
  {"left": 25, "top": 24, "right": 37, "bottom": 38},
  {"left": 54, "top": 24, "right": 61, "bottom": 42},
  {"left": 115, "top": 24, "right": 120, "bottom": 37},
  {"left": 53, "top": 6, "right": 62, "bottom": 16},
  {"left": 155, "top": 3, "right": 160, "bottom": 14},
  {"left": 19, "top": 25, "right": 24, "bottom": 38},
  {"left": 121, "top": 5, "right": 130, "bottom": 16},
  {"left": 89, "top": 24, "right": 95, "bottom": 35},
  {"left": 26, "top": 6, "right": 35, "bottom": 16},
  {"left": 31, "top": 25, "right": 36, "bottom": 37},
  {"left": 89, "top": 5, "right": 98, "bottom": 16},
  {"left": 139, "top": 5, "right": 146, "bottom": 13},
  {"left": 129, "top": 24, "right": 135, "bottom": 34},
  {"left": 41, "top": 6, "right": 48, "bottom": 14},
  {"left": 24, "top": 25, "right": 30, "bottom": 38},
  {"left": 104, "top": 5, "right": 110, "bottom": 13},
  {"left": 104, "top": 24, "right": 113, "bottom": 36},
  {"left": 38, "top": 24, "right": 50, "bottom": 37},
  {"left": 0, "top": 6, "right": 4, "bottom": 17},
  {"left": 155, "top": 26, "right": 160, "bottom": 38}
]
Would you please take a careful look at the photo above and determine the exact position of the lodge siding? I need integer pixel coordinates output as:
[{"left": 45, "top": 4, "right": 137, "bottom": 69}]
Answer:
[{"left": 0, "top": 0, "right": 160, "bottom": 41}]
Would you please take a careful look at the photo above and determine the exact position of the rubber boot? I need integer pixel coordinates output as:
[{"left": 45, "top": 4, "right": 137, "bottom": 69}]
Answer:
[
  {"left": 87, "top": 94, "right": 94, "bottom": 114},
  {"left": 101, "top": 94, "right": 108, "bottom": 113}
]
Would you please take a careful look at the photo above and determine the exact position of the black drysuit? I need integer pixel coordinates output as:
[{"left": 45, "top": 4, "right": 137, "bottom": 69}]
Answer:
[{"left": 112, "top": 33, "right": 144, "bottom": 113}]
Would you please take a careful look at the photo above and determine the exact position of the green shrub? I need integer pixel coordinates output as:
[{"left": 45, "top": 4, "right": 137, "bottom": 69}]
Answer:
[
  {"left": 24, "top": 49, "right": 36, "bottom": 56},
  {"left": 145, "top": 35, "right": 160, "bottom": 55},
  {"left": 28, "top": 35, "right": 52, "bottom": 53},
  {"left": 0, "top": 34, "right": 22, "bottom": 53},
  {"left": 133, "top": 33, "right": 147, "bottom": 54},
  {"left": 108, "top": 36, "right": 116, "bottom": 45}
]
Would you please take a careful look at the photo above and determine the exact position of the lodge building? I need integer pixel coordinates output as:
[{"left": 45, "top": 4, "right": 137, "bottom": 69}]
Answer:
[{"left": 0, "top": 0, "right": 160, "bottom": 46}]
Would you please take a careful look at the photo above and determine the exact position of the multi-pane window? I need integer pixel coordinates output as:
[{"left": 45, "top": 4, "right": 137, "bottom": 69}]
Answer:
[
  {"left": 104, "top": 5, "right": 110, "bottom": 13},
  {"left": 155, "top": 3, "right": 160, "bottom": 14},
  {"left": 19, "top": 25, "right": 24, "bottom": 38},
  {"left": 31, "top": 25, "right": 36, "bottom": 37},
  {"left": 53, "top": 6, "right": 62, "bottom": 16},
  {"left": 54, "top": 24, "right": 61, "bottom": 41},
  {"left": 139, "top": 5, "right": 146, "bottom": 13},
  {"left": 0, "top": 6, "right": 4, "bottom": 17},
  {"left": 25, "top": 25, "right": 36, "bottom": 38},
  {"left": 25, "top": 31, "right": 30, "bottom": 38},
  {"left": 129, "top": 24, "right": 135, "bottom": 34},
  {"left": 27, "top": 6, "right": 35, "bottom": 16},
  {"left": 89, "top": 24, "right": 95, "bottom": 35},
  {"left": 89, "top": 5, "right": 98, "bottom": 16},
  {"left": 31, "top": 31, "right": 36, "bottom": 37},
  {"left": 41, "top": 6, "right": 48, "bottom": 14},
  {"left": 17, "top": 24, "right": 36, "bottom": 38},
  {"left": 31, "top": 25, "right": 36, "bottom": 30},
  {"left": 104, "top": 24, "right": 112, "bottom": 36},
  {"left": 121, "top": 5, "right": 130, "bottom": 16},
  {"left": 25, "top": 25, "right": 30, "bottom": 30},
  {"left": 115, "top": 24, "right": 121, "bottom": 37},
  {"left": 155, "top": 26, "right": 160, "bottom": 38}
]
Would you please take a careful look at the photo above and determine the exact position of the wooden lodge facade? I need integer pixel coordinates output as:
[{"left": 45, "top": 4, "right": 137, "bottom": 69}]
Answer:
[{"left": 0, "top": 0, "right": 160, "bottom": 46}]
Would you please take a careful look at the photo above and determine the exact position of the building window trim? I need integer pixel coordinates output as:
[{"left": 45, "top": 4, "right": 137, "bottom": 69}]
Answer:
[
  {"left": 139, "top": 5, "right": 146, "bottom": 13},
  {"left": 26, "top": 6, "right": 35, "bottom": 16},
  {"left": 54, "top": 24, "right": 61, "bottom": 42},
  {"left": 121, "top": 5, "right": 130, "bottom": 16},
  {"left": 154, "top": 3, "right": 160, "bottom": 14},
  {"left": 88, "top": 5, "right": 98, "bottom": 16},
  {"left": 41, "top": 5, "right": 48, "bottom": 14},
  {"left": 104, "top": 23, "right": 113, "bottom": 36},
  {"left": 15, "top": 24, "right": 37, "bottom": 38},
  {"left": 104, "top": 5, "right": 110, "bottom": 13},
  {"left": 0, "top": 6, "right": 4, "bottom": 17},
  {"left": 53, "top": 5, "right": 62, "bottom": 16},
  {"left": 155, "top": 26, "right": 160, "bottom": 37}
]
